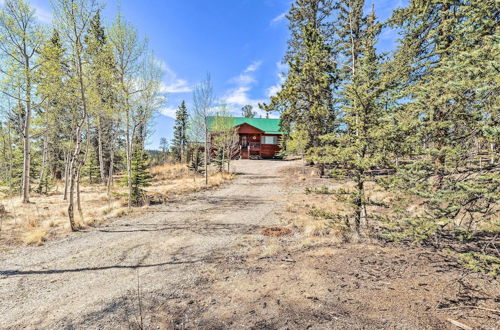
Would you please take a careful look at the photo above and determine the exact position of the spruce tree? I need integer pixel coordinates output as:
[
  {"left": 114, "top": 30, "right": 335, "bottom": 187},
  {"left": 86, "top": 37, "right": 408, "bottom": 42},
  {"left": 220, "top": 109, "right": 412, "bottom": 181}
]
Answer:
[
  {"left": 241, "top": 105, "right": 256, "bottom": 118},
  {"left": 129, "top": 147, "right": 153, "bottom": 206},
  {"left": 316, "top": 6, "right": 386, "bottom": 234},
  {"left": 382, "top": 1, "right": 500, "bottom": 242},
  {"left": 172, "top": 101, "right": 189, "bottom": 162},
  {"left": 37, "top": 30, "right": 73, "bottom": 195},
  {"left": 261, "top": 0, "right": 337, "bottom": 163},
  {"left": 85, "top": 10, "right": 118, "bottom": 184}
]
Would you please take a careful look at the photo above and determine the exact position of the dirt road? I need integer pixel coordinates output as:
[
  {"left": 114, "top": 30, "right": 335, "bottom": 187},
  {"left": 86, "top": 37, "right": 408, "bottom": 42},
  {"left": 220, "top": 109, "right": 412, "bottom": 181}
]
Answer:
[
  {"left": 1, "top": 160, "right": 498, "bottom": 329},
  {"left": 0, "top": 160, "right": 290, "bottom": 329}
]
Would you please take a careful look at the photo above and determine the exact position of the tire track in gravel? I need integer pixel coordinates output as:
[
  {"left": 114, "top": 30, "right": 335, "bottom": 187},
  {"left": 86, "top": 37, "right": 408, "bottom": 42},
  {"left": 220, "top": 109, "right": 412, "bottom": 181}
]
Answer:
[{"left": 0, "top": 160, "right": 293, "bottom": 329}]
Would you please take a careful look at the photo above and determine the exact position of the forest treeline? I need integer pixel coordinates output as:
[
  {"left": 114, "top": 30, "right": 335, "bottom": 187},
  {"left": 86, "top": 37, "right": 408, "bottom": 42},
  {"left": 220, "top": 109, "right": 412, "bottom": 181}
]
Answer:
[
  {"left": 262, "top": 0, "right": 498, "bottom": 250},
  {"left": 0, "top": 0, "right": 167, "bottom": 230}
]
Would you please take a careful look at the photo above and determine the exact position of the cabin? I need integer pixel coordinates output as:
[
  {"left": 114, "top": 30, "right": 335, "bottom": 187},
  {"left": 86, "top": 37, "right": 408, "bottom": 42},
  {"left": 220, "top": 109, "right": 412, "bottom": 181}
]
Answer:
[{"left": 207, "top": 116, "right": 283, "bottom": 159}]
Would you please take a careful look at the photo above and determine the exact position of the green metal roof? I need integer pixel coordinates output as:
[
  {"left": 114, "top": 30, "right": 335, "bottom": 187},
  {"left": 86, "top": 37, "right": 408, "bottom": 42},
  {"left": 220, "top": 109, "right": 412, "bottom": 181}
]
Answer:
[{"left": 207, "top": 116, "right": 283, "bottom": 134}]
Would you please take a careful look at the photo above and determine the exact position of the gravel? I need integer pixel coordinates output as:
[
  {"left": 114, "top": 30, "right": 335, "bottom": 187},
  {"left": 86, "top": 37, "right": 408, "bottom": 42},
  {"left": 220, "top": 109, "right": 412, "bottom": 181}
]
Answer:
[{"left": 0, "top": 160, "right": 291, "bottom": 329}]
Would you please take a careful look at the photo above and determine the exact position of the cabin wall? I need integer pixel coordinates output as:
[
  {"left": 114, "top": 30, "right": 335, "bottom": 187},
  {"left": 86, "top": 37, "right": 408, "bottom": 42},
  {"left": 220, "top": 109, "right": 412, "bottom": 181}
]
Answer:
[{"left": 260, "top": 134, "right": 281, "bottom": 159}]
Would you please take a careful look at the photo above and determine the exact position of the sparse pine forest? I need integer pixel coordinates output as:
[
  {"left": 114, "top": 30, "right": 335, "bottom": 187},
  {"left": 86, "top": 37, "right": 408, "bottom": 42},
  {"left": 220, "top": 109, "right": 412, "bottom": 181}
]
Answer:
[{"left": 262, "top": 0, "right": 499, "bottom": 275}]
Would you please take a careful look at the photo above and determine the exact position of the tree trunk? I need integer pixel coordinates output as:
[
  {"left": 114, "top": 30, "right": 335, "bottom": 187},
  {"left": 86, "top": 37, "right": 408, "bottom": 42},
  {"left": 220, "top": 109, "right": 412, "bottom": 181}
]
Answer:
[
  {"left": 63, "top": 152, "right": 69, "bottom": 200},
  {"left": 77, "top": 123, "right": 91, "bottom": 221},
  {"left": 76, "top": 166, "right": 83, "bottom": 220},
  {"left": 7, "top": 124, "right": 13, "bottom": 191},
  {"left": 22, "top": 56, "right": 32, "bottom": 203},
  {"left": 97, "top": 117, "right": 106, "bottom": 184},
  {"left": 107, "top": 133, "right": 115, "bottom": 197},
  {"left": 68, "top": 33, "right": 88, "bottom": 231},
  {"left": 126, "top": 101, "right": 132, "bottom": 210},
  {"left": 37, "top": 133, "right": 49, "bottom": 193},
  {"left": 204, "top": 126, "right": 209, "bottom": 185},
  {"left": 490, "top": 142, "right": 495, "bottom": 165},
  {"left": 354, "top": 175, "right": 364, "bottom": 235},
  {"left": 68, "top": 120, "right": 85, "bottom": 231}
]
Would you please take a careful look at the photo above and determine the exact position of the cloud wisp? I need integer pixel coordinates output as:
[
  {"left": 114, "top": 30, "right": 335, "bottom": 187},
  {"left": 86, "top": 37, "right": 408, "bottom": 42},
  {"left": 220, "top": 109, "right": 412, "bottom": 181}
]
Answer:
[
  {"left": 154, "top": 57, "right": 192, "bottom": 94},
  {"left": 223, "top": 60, "right": 265, "bottom": 110},
  {"left": 270, "top": 12, "right": 287, "bottom": 25},
  {"left": 159, "top": 107, "right": 177, "bottom": 119},
  {"left": 266, "top": 61, "right": 287, "bottom": 99}
]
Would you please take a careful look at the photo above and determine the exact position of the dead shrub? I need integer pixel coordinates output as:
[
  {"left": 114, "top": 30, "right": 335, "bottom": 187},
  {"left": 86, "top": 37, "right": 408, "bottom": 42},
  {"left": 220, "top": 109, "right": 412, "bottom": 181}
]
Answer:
[
  {"left": 21, "top": 227, "right": 47, "bottom": 246},
  {"left": 262, "top": 226, "right": 292, "bottom": 237}
]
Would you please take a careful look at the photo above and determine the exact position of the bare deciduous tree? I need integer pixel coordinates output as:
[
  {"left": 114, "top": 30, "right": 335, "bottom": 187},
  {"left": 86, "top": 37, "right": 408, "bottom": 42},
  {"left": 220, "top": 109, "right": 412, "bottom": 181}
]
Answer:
[{"left": 192, "top": 74, "right": 215, "bottom": 185}]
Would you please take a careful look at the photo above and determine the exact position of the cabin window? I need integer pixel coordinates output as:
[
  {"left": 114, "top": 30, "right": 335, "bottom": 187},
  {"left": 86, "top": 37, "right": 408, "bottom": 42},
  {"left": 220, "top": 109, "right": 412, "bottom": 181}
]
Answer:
[{"left": 262, "top": 136, "right": 278, "bottom": 145}]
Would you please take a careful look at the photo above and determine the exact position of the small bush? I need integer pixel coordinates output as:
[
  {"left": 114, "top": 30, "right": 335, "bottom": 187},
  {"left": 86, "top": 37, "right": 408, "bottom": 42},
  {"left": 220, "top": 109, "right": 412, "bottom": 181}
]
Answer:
[
  {"left": 459, "top": 252, "right": 500, "bottom": 276},
  {"left": 308, "top": 208, "right": 335, "bottom": 220},
  {"left": 305, "top": 186, "right": 332, "bottom": 195}
]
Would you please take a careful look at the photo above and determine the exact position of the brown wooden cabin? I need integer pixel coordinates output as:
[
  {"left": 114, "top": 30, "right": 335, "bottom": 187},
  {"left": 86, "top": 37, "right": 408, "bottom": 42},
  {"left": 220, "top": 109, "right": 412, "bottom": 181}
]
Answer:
[{"left": 207, "top": 116, "right": 283, "bottom": 159}]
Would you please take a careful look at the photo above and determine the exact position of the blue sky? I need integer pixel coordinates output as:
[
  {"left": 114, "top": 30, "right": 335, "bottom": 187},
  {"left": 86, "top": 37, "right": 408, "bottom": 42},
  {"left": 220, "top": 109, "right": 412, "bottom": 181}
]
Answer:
[{"left": 4, "top": 0, "right": 407, "bottom": 149}]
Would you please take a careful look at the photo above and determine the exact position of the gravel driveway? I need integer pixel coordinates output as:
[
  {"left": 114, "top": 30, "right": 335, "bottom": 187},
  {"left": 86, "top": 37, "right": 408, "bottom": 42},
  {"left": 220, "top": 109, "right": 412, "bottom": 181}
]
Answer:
[{"left": 0, "top": 160, "right": 291, "bottom": 329}]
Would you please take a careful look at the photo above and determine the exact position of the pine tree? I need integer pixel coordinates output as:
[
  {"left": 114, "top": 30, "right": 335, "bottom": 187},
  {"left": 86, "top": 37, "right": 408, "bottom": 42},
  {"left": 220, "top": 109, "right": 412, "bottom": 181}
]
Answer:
[
  {"left": 37, "top": 29, "right": 73, "bottom": 196},
  {"left": 189, "top": 146, "right": 204, "bottom": 174},
  {"left": 85, "top": 10, "right": 118, "bottom": 185},
  {"left": 381, "top": 1, "right": 500, "bottom": 242},
  {"left": 316, "top": 6, "right": 386, "bottom": 234},
  {"left": 241, "top": 105, "right": 256, "bottom": 118},
  {"left": 261, "top": 0, "right": 337, "bottom": 164},
  {"left": 172, "top": 101, "right": 189, "bottom": 162},
  {"left": 128, "top": 147, "right": 153, "bottom": 206}
]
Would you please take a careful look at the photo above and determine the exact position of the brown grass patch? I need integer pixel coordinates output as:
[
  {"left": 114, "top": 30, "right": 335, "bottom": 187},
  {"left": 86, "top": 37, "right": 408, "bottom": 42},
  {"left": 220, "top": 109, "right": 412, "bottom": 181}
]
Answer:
[
  {"left": 262, "top": 226, "right": 292, "bottom": 237},
  {"left": 0, "top": 163, "right": 234, "bottom": 247},
  {"left": 21, "top": 227, "right": 48, "bottom": 246}
]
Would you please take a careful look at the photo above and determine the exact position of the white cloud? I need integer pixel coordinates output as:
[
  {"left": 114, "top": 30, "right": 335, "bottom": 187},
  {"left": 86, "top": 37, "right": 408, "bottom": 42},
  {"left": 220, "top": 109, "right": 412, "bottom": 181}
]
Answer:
[
  {"left": 223, "top": 60, "right": 265, "bottom": 109},
  {"left": 270, "top": 12, "right": 287, "bottom": 25},
  {"left": 266, "top": 84, "right": 281, "bottom": 98},
  {"left": 266, "top": 61, "right": 288, "bottom": 98},
  {"left": 230, "top": 73, "right": 256, "bottom": 86},
  {"left": 154, "top": 57, "right": 192, "bottom": 94},
  {"left": 33, "top": 4, "right": 52, "bottom": 24},
  {"left": 244, "top": 61, "right": 262, "bottom": 73},
  {"left": 225, "top": 86, "right": 253, "bottom": 106},
  {"left": 160, "top": 79, "right": 192, "bottom": 94},
  {"left": 159, "top": 107, "right": 177, "bottom": 119}
]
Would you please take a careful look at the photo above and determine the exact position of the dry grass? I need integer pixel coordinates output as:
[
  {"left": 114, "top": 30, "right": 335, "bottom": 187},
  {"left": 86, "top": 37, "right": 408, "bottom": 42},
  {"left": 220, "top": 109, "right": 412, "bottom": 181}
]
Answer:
[
  {"left": 147, "top": 164, "right": 234, "bottom": 198},
  {"left": 0, "top": 163, "right": 233, "bottom": 247},
  {"left": 260, "top": 242, "right": 281, "bottom": 258},
  {"left": 282, "top": 185, "right": 351, "bottom": 242},
  {"left": 21, "top": 227, "right": 48, "bottom": 246}
]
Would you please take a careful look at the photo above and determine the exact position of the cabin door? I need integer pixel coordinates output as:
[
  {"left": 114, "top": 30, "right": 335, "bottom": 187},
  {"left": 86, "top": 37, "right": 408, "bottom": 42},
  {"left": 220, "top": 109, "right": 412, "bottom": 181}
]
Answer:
[{"left": 241, "top": 135, "right": 249, "bottom": 159}]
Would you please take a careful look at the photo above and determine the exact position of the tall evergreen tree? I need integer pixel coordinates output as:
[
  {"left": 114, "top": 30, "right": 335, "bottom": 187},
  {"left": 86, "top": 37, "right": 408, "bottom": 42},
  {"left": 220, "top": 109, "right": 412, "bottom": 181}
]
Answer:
[
  {"left": 317, "top": 6, "right": 386, "bottom": 234},
  {"left": 85, "top": 10, "right": 118, "bottom": 185},
  {"left": 241, "top": 105, "right": 256, "bottom": 118},
  {"left": 381, "top": 1, "right": 500, "bottom": 241},
  {"left": 172, "top": 100, "right": 188, "bottom": 162},
  {"left": 261, "top": 0, "right": 337, "bottom": 164},
  {"left": 36, "top": 30, "right": 71, "bottom": 195}
]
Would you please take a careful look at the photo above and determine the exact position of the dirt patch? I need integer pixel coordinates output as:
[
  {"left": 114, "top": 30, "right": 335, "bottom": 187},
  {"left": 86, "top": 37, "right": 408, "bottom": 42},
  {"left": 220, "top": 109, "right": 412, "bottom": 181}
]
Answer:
[
  {"left": 153, "top": 242, "right": 499, "bottom": 329},
  {"left": 261, "top": 226, "right": 292, "bottom": 237}
]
